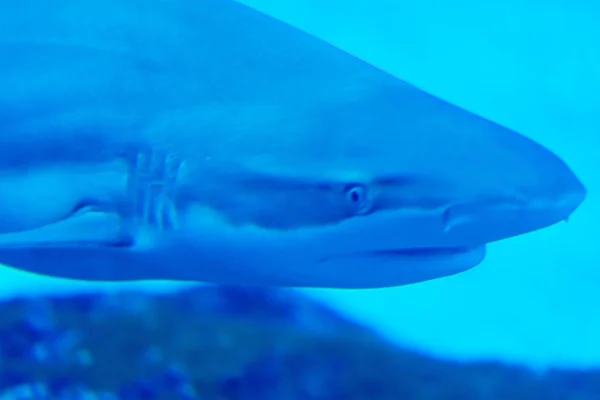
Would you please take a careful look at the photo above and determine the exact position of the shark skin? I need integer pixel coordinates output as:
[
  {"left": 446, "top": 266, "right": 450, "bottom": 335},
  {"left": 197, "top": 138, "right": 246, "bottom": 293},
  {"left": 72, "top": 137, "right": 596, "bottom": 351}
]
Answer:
[{"left": 0, "top": 0, "right": 586, "bottom": 288}]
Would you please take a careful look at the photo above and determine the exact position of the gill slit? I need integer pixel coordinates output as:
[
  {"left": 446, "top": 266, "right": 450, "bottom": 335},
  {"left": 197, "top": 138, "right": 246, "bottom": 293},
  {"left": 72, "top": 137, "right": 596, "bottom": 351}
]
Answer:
[{"left": 126, "top": 149, "right": 183, "bottom": 231}]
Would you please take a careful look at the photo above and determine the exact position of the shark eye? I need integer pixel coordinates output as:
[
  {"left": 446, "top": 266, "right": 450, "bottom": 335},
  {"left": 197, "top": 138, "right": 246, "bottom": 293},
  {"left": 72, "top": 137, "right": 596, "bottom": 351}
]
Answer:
[{"left": 344, "top": 184, "right": 372, "bottom": 215}]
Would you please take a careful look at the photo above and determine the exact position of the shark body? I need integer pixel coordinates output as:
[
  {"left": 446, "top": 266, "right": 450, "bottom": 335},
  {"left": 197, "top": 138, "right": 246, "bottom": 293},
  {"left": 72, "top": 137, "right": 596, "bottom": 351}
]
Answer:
[{"left": 0, "top": 0, "right": 586, "bottom": 288}]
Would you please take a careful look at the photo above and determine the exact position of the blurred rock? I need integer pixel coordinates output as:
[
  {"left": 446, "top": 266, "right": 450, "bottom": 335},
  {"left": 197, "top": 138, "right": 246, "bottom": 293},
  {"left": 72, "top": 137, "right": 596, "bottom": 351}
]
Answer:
[{"left": 0, "top": 285, "right": 599, "bottom": 399}]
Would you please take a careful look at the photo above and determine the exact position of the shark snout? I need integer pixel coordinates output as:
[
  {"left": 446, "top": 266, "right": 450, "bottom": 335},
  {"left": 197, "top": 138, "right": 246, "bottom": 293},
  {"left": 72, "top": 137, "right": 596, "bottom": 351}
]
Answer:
[
  {"left": 443, "top": 185, "right": 585, "bottom": 245},
  {"left": 441, "top": 140, "right": 586, "bottom": 245}
]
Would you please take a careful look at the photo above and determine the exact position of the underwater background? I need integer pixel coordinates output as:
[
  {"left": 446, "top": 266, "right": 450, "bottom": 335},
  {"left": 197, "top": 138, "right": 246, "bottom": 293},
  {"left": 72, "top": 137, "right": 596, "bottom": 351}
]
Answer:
[{"left": 1, "top": 0, "right": 599, "bottom": 398}]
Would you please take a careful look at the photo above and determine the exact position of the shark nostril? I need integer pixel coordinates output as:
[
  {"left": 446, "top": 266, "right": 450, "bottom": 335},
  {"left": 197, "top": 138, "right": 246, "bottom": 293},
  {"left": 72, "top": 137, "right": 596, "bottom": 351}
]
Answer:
[
  {"left": 437, "top": 184, "right": 585, "bottom": 246},
  {"left": 442, "top": 205, "right": 473, "bottom": 233},
  {"left": 440, "top": 196, "right": 532, "bottom": 237}
]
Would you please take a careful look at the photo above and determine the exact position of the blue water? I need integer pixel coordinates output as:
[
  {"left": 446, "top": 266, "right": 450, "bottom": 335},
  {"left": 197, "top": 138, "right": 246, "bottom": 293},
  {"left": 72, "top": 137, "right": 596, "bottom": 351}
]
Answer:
[{"left": 1, "top": 0, "right": 599, "bottom": 375}]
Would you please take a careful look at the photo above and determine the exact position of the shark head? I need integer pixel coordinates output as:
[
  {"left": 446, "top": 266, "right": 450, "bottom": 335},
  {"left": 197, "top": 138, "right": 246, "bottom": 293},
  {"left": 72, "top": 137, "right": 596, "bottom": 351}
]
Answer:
[
  {"left": 159, "top": 84, "right": 585, "bottom": 289},
  {"left": 0, "top": 0, "right": 586, "bottom": 288}
]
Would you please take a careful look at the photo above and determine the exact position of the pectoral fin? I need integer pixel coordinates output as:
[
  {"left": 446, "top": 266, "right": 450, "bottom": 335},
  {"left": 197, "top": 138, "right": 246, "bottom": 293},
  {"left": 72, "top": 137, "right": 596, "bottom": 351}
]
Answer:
[{"left": 0, "top": 208, "right": 132, "bottom": 249}]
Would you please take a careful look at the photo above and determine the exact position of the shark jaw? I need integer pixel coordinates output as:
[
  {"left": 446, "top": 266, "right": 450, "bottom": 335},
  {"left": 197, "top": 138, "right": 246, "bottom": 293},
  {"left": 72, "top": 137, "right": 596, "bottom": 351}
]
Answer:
[{"left": 0, "top": 207, "right": 484, "bottom": 289}]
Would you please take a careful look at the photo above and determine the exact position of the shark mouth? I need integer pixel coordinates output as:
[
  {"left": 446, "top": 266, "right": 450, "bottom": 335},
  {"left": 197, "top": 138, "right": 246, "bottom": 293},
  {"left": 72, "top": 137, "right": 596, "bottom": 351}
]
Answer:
[
  {"left": 316, "top": 245, "right": 485, "bottom": 264},
  {"left": 366, "top": 246, "right": 474, "bottom": 257}
]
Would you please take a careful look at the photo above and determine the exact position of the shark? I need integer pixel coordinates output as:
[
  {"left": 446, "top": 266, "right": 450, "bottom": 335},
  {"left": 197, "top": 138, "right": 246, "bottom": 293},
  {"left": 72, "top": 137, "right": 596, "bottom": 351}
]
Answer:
[{"left": 0, "top": 0, "right": 586, "bottom": 288}]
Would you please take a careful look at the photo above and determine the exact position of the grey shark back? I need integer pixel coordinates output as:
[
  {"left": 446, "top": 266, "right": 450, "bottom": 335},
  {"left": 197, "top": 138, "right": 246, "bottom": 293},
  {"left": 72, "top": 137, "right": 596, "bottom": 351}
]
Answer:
[{"left": 0, "top": 0, "right": 586, "bottom": 288}]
